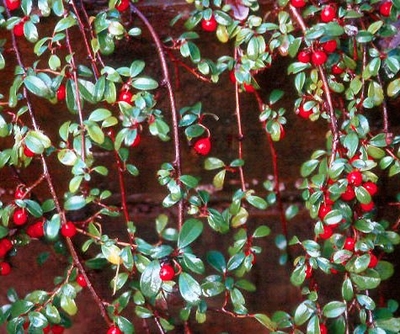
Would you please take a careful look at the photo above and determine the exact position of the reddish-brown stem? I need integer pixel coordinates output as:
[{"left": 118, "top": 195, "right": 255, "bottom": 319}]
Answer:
[
  {"left": 131, "top": 5, "right": 184, "bottom": 229},
  {"left": 254, "top": 92, "right": 289, "bottom": 245},
  {"left": 233, "top": 48, "right": 247, "bottom": 192},
  {"left": 69, "top": 0, "right": 101, "bottom": 78}
]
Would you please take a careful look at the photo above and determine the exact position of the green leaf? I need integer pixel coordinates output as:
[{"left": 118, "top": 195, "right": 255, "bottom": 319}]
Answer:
[
  {"left": 350, "top": 269, "right": 381, "bottom": 290},
  {"left": 323, "top": 301, "right": 346, "bottom": 318},
  {"left": 24, "top": 75, "right": 51, "bottom": 98},
  {"left": 204, "top": 157, "right": 225, "bottom": 170},
  {"left": 60, "top": 295, "right": 77, "bottom": 316},
  {"left": 252, "top": 225, "right": 271, "bottom": 238},
  {"left": 246, "top": 195, "right": 267, "bottom": 210},
  {"left": 180, "top": 175, "right": 199, "bottom": 188},
  {"left": 132, "top": 77, "right": 158, "bottom": 90},
  {"left": 178, "top": 272, "right": 202, "bottom": 305},
  {"left": 206, "top": 251, "right": 226, "bottom": 273},
  {"left": 294, "top": 300, "right": 315, "bottom": 325},
  {"left": 342, "top": 278, "right": 354, "bottom": 301},
  {"left": 11, "top": 300, "right": 34, "bottom": 317},
  {"left": 54, "top": 15, "right": 76, "bottom": 32},
  {"left": 178, "top": 218, "right": 203, "bottom": 249},
  {"left": 64, "top": 196, "right": 86, "bottom": 211},
  {"left": 387, "top": 78, "right": 400, "bottom": 97},
  {"left": 213, "top": 169, "right": 226, "bottom": 190},
  {"left": 139, "top": 260, "right": 162, "bottom": 298}
]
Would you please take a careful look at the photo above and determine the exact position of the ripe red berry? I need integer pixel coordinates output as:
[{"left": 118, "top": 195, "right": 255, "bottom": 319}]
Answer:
[
  {"left": 13, "top": 208, "right": 28, "bottom": 226},
  {"left": 118, "top": 90, "right": 133, "bottom": 104},
  {"left": 305, "top": 264, "right": 313, "bottom": 278},
  {"left": 332, "top": 64, "right": 344, "bottom": 75},
  {"left": 360, "top": 201, "right": 374, "bottom": 212},
  {"left": 51, "top": 324, "right": 65, "bottom": 334},
  {"left": 341, "top": 185, "right": 355, "bottom": 201},
  {"left": 5, "top": 0, "right": 21, "bottom": 11},
  {"left": 61, "top": 222, "right": 77, "bottom": 238},
  {"left": 13, "top": 21, "right": 24, "bottom": 37},
  {"left": 201, "top": 16, "right": 218, "bottom": 32},
  {"left": 159, "top": 264, "right": 175, "bottom": 281},
  {"left": 379, "top": 1, "right": 392, "bottom": 17},
  {"left": 319, "top": 225, "right": 333, "bottom": 240},
  {"left": 318, "top": 204, "right": 332, "bottom": 220},
  {"left": 363, "top": 181, "right": 378, "bottom": 196},
  {"left": 0, "top": 239, "right": 13, "bottom": 257},
  {"left": 193, "top": 137, "right": 211, "bottom": 156},
  {"left": 368, "top": 253, "right": 378, "bottom": 268},
  {"left": 311, "top": 50, "right": 328, "bottom": 66},
  {"left": 76, "top": 273, "right": 87, "bottom": 287},
  {"left": 347, "top": 170, "right": 363, "bottom": 187},
  {"left": 297, "top": 105, "right": 313, "bottom": 119},
  {"left": 43, "top": 325, "right": 51, "bottom": 334},
  {"left": 229, "top": 70, "right": 237, "bottom": 84},
  {"left": 343, "top": 237, "right": 355, "bottom": 251},
  {"left": 320, "top": 323, "right": 328, "bottom": 334},
  {"left": 56, "top": 84, "right": 66, "bottom": 100},
  {"left": 322, "top": 40, "right": 337, "bottom": 53},
  {"left": 115, "top": 0, "right": 130, "bottom": 12},
  {"left": 26, "top": 220, "right": 45, "bottom": 238},
  {"left": 0, "top": 262, "right": 11, "bottom": 276},
  {"left": 14, "top": 186, "right": 25, "bottom": 199},
  {"left": 321, "top": 5, "right": 336, "bottom": 23},
  {"left": 107, "top": 325, "right": 122, "bottom": 334},
  {"left": 297, "top": 50, "right": 310, "bottom": 63},
  {"left": 243, "top": 82, "right": 255, "bottom": 93},
  {"left": 23, "top": 146, "right": 35, "bottom": 158},
  {"left": 130, "top": 133, "right": 141, "bottom": 147},
  {"left": 291, "top": 0, "right": 306, "bottom": 8}
]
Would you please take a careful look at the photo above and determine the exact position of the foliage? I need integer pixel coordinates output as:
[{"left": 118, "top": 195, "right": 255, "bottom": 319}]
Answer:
[{"left": 0, "top": 0, "right": 399, "bottom": 333}]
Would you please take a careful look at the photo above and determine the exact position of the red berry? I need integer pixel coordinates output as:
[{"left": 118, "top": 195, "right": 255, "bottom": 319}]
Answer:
[
  {"left": 320, "top": 323, "right": 328, "bottom": 334},
  {"left": 193, "top": 137, "right": 211, "bottom": 156},
  {"left": 51, "top": 324, "right": 64, "bottom": 334},
  {"left": 13, "top": 21, "right": 24, "bottom": 37},
  {"left": 318, "top": 204, "right": 332, "bottom": 220},
  {"left": 305, "top": 264, "right": 313, "bottom": 278},
  {"left": 311, "top": 50, "right": 328, "bottom": 66},
  {"left": 118, "top": 90, "right": 133, "bottom": 104},
  {"left": 5, "top": 0, "right": 21, "bottom": 11},
  {"left": 61, "top": 222, "right": 77, "bottom": 238},
  {"left": 115, "top": 0, "right": 130, "bottom": 12},
  {"left": 26, "top": 220, "right": 45, "bottom": 238},
  {"left": 343, "top": 237, "right": 355, "bottom": 251},
  {"left": 379, "top": 1, "right": 392, "bottom": 17},
  {"left": 291, "top": 0, "right": 306, "bottom": 8},
  {"left": 243, "top": 82, "right": 255, "bottom": 93},
  {"left": 297, "top": 105, "right": 313, "bottom": 119},
  {"left": 341, "top": 185, "right": 356, "bottom": 201},
  {"left": 0, "top": 239, "right": 13, "bottom": 257},
  {"left": 13, "top": 208, "right": 28, "bottom": 226},
  {"left": 363, "top": 182, "right": 378, "bottom": 196},
  {"left": 322, "top": 40, "right": 337, "bottom": 53},
  {"left": 321, "top": 5, "right": 336, "bottom": 23},
  {"left": 0, "top": 262, "right": 11, "bottom": 276},
  {"left": 23, "top": 146, "right": 35, "bottom": 158},
  {"left": 107, "top": 325, "right": 122, "bottom": 334},
  {"left": 319, "top": 225, "right": 333, "bottom": 240},
  {"left": 56, "top": 84, "right": 66, "bottom": 100},
  {"left": 131, "top": 133, "right": 141, "bottom": 147},
  {"left": 360, "top": 201, "right": 374, "bottom": 212},
  {"left": 368, "top": 253, "right": 378, "bottom": 268},
  {"left": 14, "top": 186, "right": 25, "bottom": 199},
  {"left": 332, "top": 64, "right": 344, "bottom": 75},
  {"left": 347, "top": 170, "right": 363, "bottom": 187},
  {"left": 159, "top": 264, "right": 175, "bottom": 281},
  {"left": 229, "top": 70, "right": 237, "bottom": 84},
  {"left": 43, "top": 325, "right": 51, "bottom": 334},
  {"left": 297, "top": 50, "right": 311, "bottom": 63},
  {"left": 76, "top": 273, "right": 87, "bottom": 288},
  {"left": 201, "top": 16, "right": 218, "bottom": 32}
]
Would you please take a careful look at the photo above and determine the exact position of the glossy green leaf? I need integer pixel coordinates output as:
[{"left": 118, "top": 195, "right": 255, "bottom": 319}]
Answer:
[
  {"left": 139, "top": 260, "right": 162, "bottom": 298},
  {"left": 178, "top": 218, "right": 203, "bottom": 249},
  {"left": 179, "top": 272, "right": 202, "bottom": 305}
]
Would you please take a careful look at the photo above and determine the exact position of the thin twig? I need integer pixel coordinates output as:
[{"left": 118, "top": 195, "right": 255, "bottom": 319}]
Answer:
[{"left": 131, "top": 4, "right": 184, "bottom": 229}]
